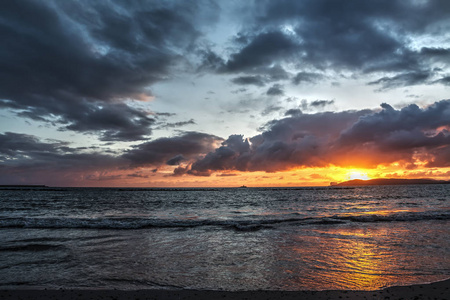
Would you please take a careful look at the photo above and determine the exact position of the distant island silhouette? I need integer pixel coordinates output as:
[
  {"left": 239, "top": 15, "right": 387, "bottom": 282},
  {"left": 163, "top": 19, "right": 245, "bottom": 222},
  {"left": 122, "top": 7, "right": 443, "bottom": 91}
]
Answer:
[{"left": 333, "top": 178, "right": 450, "bottom": 186}]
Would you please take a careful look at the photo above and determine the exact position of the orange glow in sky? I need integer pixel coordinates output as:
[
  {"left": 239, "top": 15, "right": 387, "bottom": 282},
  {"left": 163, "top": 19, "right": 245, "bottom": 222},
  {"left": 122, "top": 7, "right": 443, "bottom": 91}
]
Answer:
[{"left": 74, "top": 163, "right": 450, "bottom": 188}]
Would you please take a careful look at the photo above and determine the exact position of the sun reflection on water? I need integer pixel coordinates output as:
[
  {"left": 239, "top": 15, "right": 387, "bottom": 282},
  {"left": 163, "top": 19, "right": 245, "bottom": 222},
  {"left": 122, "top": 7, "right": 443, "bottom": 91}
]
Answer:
[
  {"left": 282, "top": 226, "right": 408, "bottom": 290},
  {"left": 324, "top": 229, "right": 391, "bottom": 290}
]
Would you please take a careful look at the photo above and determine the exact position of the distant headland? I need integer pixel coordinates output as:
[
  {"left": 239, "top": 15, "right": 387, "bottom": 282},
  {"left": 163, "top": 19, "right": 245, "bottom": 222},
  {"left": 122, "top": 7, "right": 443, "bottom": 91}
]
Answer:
[
  {"left": 0, "top": 185, "right": 48, "bottom": 187},
  {"left": 0, "top": 185, "right": 49, "bottom": 190},
  {"left": 331, "top": 178, "right": 450, "bottom": 186}
]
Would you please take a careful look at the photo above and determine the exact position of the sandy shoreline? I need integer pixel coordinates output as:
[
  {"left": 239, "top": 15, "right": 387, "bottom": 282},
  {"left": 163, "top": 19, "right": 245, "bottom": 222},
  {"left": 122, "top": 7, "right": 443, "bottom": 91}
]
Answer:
[{"left": 0, "top": 279, "right": 449, "bottom": 300}]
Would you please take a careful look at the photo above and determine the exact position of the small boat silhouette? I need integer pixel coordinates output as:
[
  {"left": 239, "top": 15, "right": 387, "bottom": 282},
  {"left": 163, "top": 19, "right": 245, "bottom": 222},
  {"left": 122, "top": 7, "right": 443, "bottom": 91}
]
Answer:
[{"left": 239, "top": 185, "right": 247, "bottom": 188}]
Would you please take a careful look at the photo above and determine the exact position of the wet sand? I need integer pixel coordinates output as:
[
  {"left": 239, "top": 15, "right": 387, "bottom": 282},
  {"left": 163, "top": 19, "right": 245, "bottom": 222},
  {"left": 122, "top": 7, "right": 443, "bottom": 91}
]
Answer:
[{"left": 0, "top": 279, "right": 449, "bottom": 300}]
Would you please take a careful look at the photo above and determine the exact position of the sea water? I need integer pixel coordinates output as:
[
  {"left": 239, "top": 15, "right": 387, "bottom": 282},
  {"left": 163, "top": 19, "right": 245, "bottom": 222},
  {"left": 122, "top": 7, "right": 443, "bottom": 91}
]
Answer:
[{"left": 0, "top": 185, "right": 449, "bottom": 291}]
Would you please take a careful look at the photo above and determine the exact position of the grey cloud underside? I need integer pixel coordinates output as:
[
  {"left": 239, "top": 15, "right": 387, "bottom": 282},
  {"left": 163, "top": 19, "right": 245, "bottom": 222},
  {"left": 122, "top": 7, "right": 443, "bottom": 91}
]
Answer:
[
  {"left": 1, "top": 100, "right": 450, "bottom": 181},
  {"left": 231, "top": 76, "right": 266, "bottom": 87},
  {"left": 218, "top": 0, "right": 450, "bottom": 87},
  {"left": 188, "top": 100, "right": 450, "bottom": 174},
  {"left": 0, "top": 0, "right": 212, "bottom": 141},
  {"left": 284, "top": 109, "right": 303, "bottom": 117},
  {"left": 123, "top": 132, "right": 223, "bottom": 167},
  {"left": 0, "top": 131, "right": 222, "bottom": 184},
  {"left": 292, "top": 72, "right": 325, "bottom": 85},
  {"left": 367, "top": 71, "right": 432, "bottom": 90},
  {"left": 282, "top": 100, "right": 334, "bottom": 116},
  {"left": 435, "top": 76, "right": 450, "bottom": 86},
  {"left": 0, "top": 132, "right": 124, "bottom": 175},
  {"left": 310, "top": 100, "right": 335, "bottom": 108},
  {"left": 155, "top": 119, "right": 196, "bottom": 130},
  {"left": 223, "top": 31, "right": 299, "bottom": 73},
  {"left": 266, "top": 84, "right": 284, "bottom": 96}
]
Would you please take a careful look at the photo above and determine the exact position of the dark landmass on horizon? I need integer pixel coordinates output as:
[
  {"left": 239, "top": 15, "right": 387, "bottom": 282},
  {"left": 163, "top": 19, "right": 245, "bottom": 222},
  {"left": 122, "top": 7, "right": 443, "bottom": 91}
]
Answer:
[
  {"left": 334, "top": 178, "right": 450, "bottom": 186},
  {"left": 0, "top": 185, "right": 48, "bottom": 187}
]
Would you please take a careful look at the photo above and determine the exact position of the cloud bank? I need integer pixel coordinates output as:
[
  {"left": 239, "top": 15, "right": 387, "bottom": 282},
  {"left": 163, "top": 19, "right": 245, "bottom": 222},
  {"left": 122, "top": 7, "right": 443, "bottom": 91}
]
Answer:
[
  {"left": 1, "top": 101, "right": 449, "bottom": 184},
  {"left": 187, "top": 100, "right": 450, "bottom": 175},
  {"left": 0, "top": 0, "right": 215, "bottom": 141}
]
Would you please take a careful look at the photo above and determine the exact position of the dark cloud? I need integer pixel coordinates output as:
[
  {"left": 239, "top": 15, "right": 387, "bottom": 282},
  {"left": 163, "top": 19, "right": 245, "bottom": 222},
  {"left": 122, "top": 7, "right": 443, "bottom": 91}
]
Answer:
[
  {"left": 157, "top": 119, "right": 196, "bottom": 130},
  {"left": 420, "top": 47, "right": 450, "bottom": 55},
  {"left": 166, "top": 154, "right": 185, "bottom": 166},
  {"left": 190, "top": 135, "right": 252, "bottom": 173},
  {"left": 64, "top": 103, "right": 155, "bottom": 141},
  {"left": 2, "top": 100, "right": 450, "bottom": 183},
  {"left": 123, "top": 132, "right": 223, "bottom": 167},
  {"left": 156, "top": 112, "right": 177, "bottom": 117},
  {"left": 368, "top": 71, "right": 431, "bottom": 90},
  {"left": 262, "top": 65, "right": 290, "bottom": 81},
  {"left": 425, "top": 146, "right": 450, "bottom": 168},
  {"left": 219, "top": 0, "right": 450, "bottom": 87},
  {"left": 0, "top": 0, "right": 213, "bottom": 140},
  {"left": 190, "top": 111, "right": 369, "bottom": 173},
  {"left": 0, "top": 132, "right": 66, "bottom": 158},
  {"left": 310, "top": 100, "right": 335, "bottom": 108},
  {"left": 197, "top": 48, "right": 226, "bottom": 72},
  {"left": 336, "top": 101, "right": 450, "bottom": 166},
  {"left": 169, "top": 166, "right": 191, "bottom": 177},
  {"left": 224, "top": 31, "right": 299, "bottom": 73},
  {"left": 338, "top": 102, "right": 450, "bottom": 148},
  {"left": 266, "top": 84, "right": 284, "bottom": 96},
  {"left": 284, "top": 109, "right": 302, "bottom": 116},
  {"left": 434, "top": 76, "right": 450, "bottom": 86},
  {"left": 188, "top": 100, "right": 450, "bottom": 174},
  {"left": 0, "top": 132, "right": 125, "bottom": 185},
  {"left": 231, "top": 76, "right": 266, "bottom": 86},
  {"left": 284, "top": 100, "right": 333, "bottom": 114},
  {"left": 292, "top": 72, "right": 324, "bottom": 85},
  {"left": 2, "top": 0, "right": 449, "bottom": 145},
  {"left": 262, "top": 1, "right": 448, "bottom": 67},
  {"left": 0, "top": 130, "right": 224, "bottom": 184},
  {"left": 420, "top": 47, "right": 450, "bottom": 64}
]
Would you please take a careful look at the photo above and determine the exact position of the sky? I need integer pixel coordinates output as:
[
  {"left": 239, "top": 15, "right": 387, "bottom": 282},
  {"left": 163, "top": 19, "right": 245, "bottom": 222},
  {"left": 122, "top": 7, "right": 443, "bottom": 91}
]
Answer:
[{"left": 1, "top": 0, "right": 450, "bottom": 187}]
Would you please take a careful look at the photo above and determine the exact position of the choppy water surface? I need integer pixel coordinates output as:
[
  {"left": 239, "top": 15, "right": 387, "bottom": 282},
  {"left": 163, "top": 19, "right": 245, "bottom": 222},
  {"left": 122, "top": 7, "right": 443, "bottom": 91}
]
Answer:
[{"left": 0, "top": 185, "right": 449, "bottom": 290}]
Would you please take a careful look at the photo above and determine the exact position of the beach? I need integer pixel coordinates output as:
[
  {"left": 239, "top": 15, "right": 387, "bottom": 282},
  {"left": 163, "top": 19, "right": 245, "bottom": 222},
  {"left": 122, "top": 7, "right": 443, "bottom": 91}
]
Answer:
[{"left": 0, "top": 279, "right": 449, "bottom": 299}]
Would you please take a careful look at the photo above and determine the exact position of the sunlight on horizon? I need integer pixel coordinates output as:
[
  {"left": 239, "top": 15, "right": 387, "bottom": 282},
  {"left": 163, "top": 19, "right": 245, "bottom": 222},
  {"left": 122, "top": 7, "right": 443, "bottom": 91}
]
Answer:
[{"left": 346, "top": 171, "right": 371, "bottom": 181}]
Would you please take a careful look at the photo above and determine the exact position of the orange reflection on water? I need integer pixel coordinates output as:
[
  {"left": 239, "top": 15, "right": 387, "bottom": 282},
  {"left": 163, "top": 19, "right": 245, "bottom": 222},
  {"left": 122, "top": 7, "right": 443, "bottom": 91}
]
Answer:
[
  {"left": 324, "top": 228, "right": 392, "bottom": 290},
  {"left": 284, "top": 226, "right": 407, "bottom": 291},
  {"left": 342, "top": 208, "right": 419, "bottom": 217}
]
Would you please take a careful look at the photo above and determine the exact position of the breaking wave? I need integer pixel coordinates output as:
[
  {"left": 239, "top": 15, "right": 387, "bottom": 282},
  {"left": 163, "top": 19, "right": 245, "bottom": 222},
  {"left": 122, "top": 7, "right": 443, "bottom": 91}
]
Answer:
[{"left": 0, "top": 210, "right": 448, "bottom": 231}]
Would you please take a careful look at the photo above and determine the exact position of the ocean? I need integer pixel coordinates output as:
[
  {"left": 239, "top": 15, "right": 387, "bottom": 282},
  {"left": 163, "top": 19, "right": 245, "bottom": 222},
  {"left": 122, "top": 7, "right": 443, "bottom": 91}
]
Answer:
[{"left": 0, "top": 185, "right": 449, "bottom": 291}]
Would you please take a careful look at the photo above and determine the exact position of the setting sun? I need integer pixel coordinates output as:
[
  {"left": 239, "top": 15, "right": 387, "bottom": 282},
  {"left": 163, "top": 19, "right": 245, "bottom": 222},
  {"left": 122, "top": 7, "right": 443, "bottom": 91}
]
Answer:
[{"left": 346, "top": 171, "right": 371, "bottom": 181}]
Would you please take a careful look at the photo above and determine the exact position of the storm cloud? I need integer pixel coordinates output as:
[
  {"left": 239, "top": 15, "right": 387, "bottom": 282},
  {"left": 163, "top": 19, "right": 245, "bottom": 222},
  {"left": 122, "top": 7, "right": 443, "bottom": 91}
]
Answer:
[
  {"left": 2, "top": 101, "right": 450, "bottom": 182},
  {"left": 123, "top": 132, "right": 223, "bottom": 167},
  {"left": 0, "top": 0, "right": 215, "bottom": 141},
  {"left": 0, "top": 132, "right": 125, "bottom": 185},
  {"left": 219, "top": 0, "right": 450, "bottom": 88},
  {"left": 187, "top": 100, "right": 450, "bottom": 174}
]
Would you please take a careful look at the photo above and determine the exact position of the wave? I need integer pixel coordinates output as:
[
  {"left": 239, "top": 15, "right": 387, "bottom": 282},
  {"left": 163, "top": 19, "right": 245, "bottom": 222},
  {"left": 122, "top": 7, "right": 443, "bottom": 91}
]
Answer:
[
  {"left": 0, "top": 211, "right": 448, "bottom": 231},
  {"left": 0, "top": 244, "right": 64, "bottom": 252}
]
